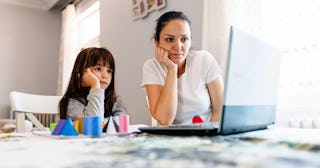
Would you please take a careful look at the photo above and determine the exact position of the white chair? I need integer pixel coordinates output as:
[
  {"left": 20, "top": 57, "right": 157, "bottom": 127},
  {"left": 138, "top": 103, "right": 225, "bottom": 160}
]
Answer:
[
  {"left": 289, "top": 117, "right": 320, "bottom": 129},
  {"left": 145, "top": 96, "right": 158, "bottom": 126},
  {"left": 10, "top": 91, "right": 62, "bottom": 132}
]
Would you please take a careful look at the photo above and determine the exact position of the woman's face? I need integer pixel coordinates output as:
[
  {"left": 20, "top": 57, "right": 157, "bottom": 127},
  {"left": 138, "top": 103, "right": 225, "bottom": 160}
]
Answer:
[
  {"left": 89, "top": 60, "right": 113, "bottom": 90},
  {"left": 157, "top": 19, "right": 191, "bottom": 65}
]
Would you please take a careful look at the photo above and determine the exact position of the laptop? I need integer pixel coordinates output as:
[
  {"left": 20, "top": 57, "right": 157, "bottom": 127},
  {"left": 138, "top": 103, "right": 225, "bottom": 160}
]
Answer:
[{"left": 139, "top": 26, "right": 281, "bottom": 136}]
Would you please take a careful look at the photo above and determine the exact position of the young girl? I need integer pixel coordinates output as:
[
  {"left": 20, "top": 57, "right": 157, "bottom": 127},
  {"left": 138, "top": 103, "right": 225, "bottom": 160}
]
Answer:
[{"left": 59, "top": 47, "right": 127, "bottom": 120}]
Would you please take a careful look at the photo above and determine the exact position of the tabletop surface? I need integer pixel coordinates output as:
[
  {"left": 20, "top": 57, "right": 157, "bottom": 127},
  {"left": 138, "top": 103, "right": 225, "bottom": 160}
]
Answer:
[{"left": 1, "top": 126, "right": 320, "bottom": 168}]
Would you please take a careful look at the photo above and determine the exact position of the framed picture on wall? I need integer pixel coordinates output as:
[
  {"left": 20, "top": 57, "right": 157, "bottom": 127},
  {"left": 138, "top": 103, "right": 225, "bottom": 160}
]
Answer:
[
  {"left": 132, "top": 0, "right": 138, "bottom": 5},
  {"left": 147, "top": 0, "right": 157, "bottom": 12},
  {"left": 139, "top": 0, "right": 148, "bottom": 18},
  {"left": 132, "top": 0, "right": 166, "bottom": 21},
  {"left": 132, "top": 4, "right": 140, "bottom": 20},
  {"left": 157, "top": 0, "right": 166, "bottom": 10}
]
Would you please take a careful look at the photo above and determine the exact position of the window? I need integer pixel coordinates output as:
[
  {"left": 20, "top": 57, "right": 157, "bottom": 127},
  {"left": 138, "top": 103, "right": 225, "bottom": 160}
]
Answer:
[
  {"left": 256, "top": 1, "right": 320, "bottom": 123},
  {"left": 57, "top": 0, "right": 100, "bottom": 95},
  {"left": 76, "top": 0, "right": 100, "bottom": 48},
  {"left": 232, "top": 0, "right": 320, "bottom": 125},
  {"left": 204, "top": 0, "right": 320, "bottom": 126}
]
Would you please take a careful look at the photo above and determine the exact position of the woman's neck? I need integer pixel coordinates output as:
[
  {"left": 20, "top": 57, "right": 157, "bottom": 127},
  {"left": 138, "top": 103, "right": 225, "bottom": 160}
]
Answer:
[{"left": 177, "top": 61, "right": 186, "bottom": 78}]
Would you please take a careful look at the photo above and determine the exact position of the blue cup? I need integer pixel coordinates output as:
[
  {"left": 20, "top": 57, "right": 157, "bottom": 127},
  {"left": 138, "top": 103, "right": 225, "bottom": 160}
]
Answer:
[{"left": 84, "top": 116, "right": 102, "bottom": 137}]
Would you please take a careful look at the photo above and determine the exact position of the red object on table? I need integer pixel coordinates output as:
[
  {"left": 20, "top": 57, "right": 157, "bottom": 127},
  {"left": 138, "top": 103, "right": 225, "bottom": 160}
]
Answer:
[{"left": 192, "top": 114, "right": 204, "bottom": 123}]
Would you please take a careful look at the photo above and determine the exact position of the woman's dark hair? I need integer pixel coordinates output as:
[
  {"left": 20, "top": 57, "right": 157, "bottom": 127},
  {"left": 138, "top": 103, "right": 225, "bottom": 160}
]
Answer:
[
  {"left": 59, "top": 47, "right": 116, "bottom": 119},
  {"left": 153, "top": 11, "right": 191, "bottom": 42}
]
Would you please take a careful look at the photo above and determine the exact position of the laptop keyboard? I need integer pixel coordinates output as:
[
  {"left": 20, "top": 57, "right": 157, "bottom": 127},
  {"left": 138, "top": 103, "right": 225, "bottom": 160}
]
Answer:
[{"left": 168, "top": 122, "right": 220, "bottom": 129}]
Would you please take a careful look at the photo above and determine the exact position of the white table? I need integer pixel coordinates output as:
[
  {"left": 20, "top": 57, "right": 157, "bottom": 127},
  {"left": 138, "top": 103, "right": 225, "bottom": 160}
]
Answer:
[{"left": 1, "top": 126, "right": 320, "bottom": 168}]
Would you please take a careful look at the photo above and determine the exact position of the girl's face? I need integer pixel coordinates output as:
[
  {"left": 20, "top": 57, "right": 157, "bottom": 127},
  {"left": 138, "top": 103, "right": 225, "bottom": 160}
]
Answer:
[
  {"left": 89, "top": 60, "right": 113, "bottom": 90},
  {"left": 156, "top": 19, "right": 191, "bottom": 65}
]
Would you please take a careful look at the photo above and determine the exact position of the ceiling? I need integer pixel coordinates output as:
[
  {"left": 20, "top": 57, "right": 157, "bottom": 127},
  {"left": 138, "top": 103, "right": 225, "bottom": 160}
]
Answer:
[{"left": 0, "top": 0, "right": 72, "bottom": 11}]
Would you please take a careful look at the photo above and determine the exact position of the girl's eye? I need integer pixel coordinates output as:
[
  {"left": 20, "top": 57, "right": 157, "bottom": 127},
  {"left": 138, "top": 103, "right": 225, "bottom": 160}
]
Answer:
[
  {"left": 94, "top": 67, "right": 102, "bottom": 71},
  {"left": 107, "top": 69, "right": 113, "bottom": 74}
]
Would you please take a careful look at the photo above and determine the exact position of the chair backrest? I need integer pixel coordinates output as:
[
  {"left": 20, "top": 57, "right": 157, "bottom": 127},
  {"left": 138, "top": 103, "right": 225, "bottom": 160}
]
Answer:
[
  {"left": 10, "top": 91, "right": 61, "bottom": 114},
  {"left": 10, "top": 91, "right": 62, "bottom": 132}
]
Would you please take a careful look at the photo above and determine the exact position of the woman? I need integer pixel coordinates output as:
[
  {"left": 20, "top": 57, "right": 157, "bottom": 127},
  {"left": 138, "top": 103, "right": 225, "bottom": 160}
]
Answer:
[{"left": 141, "top": 11, "right": 224, "bottom": 125}]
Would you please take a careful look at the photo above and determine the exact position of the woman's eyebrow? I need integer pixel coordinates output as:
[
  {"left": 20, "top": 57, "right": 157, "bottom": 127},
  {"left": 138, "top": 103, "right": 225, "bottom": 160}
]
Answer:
[
  {"left": 164, "top": 34, "right": 174, "bottom": 37},
  {"left": 164, "top": 34, "right": 189, "bottom": 37}
]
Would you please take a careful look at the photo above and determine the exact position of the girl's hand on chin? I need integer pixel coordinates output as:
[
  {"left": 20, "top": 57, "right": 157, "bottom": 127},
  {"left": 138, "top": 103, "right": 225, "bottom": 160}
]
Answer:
[{"left": 82, "top": 68, "right": 100, "bottom": 88}]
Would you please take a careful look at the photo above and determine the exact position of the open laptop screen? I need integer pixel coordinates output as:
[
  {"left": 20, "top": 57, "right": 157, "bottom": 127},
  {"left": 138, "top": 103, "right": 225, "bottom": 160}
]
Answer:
[{"left": 220, "top": 26, "right": 281, "bottom": 135}]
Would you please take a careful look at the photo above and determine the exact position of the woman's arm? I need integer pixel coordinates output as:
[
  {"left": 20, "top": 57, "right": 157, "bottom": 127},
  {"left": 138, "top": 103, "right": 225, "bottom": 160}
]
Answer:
[
  {"left": 207, "top": 75, "right": 224, "bottom": 122},
  {"left": 144, "top": 47, "right": 178, "bottom": 125},
  {"left": 145, "top": 66, "right": 178, "bottom": 125}
]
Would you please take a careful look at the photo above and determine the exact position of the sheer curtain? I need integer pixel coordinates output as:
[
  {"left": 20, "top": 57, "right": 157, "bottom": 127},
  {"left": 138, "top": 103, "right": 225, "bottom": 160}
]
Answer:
[
  {"left": 202, "top": 0, "right": 262, "bottom": 73},
  {"left": 57, "top": 1, "right": 100, "bottom": 96},
  {"left": 203, "top": 0, "right": 320, "bottom": 126},
  {"left": 202, "top": 0, "right": 230, "bottom": 73},
  {"left": 57, "top": 4, "right": 79, "bottom": 96}
]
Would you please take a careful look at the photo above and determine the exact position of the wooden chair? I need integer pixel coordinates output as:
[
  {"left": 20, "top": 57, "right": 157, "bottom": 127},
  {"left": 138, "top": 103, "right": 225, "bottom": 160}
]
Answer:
[{"left": 10, "top": 91, "right": 62, "bottom": 132}]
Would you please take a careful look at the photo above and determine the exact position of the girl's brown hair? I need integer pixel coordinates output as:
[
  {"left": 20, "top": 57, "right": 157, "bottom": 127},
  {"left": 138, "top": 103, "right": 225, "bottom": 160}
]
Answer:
[{"left": 59, "top": 47, "right": 116, "bottom": 119}]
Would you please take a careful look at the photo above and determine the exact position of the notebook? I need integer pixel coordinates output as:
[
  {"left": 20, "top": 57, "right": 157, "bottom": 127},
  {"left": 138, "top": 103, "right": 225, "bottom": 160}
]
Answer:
[{"left": 139, "top": 26, "right": 281, "bottom": 136}]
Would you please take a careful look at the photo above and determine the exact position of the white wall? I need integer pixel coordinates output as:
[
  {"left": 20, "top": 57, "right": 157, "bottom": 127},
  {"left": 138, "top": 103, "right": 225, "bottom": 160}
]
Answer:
[
  {"left": 0, "top": 4, "right": 61, "bottom": 118},
  {"left": 100, "top": 0, "right": 203, "bottom": 124}
]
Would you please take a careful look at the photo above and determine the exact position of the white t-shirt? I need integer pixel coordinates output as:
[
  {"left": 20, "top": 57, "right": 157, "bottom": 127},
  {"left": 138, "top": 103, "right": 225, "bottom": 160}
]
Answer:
[{"left": 141, "top": 50, "right": 222, "bottom": 124}]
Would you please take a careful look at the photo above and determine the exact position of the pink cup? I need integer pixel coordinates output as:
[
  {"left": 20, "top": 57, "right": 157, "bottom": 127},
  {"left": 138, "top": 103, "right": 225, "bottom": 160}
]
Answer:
[{"left": 118, "top": 114, "right": 129, "bottom": 133}]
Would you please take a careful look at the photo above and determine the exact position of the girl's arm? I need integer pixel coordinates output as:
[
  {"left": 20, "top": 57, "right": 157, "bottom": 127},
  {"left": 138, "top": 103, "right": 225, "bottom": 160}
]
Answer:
[
  {"left": 67, "top": 88, "right": 105, "bottom": 119},
  {"left": 112, "top": 100, "right": 128, "bottom": 116},
  {"left": 207, "top": 75, "right": 224, "bottom": 122},
  {"left": 81, "top": 68, "right": 104, "bottom": 117},
  {"left": 84, "top": 88, "right": 105, "bottom": 117}
]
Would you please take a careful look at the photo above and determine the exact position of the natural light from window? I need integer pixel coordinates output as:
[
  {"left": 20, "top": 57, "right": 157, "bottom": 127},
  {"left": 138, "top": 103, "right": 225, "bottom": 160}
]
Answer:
[
  {"left": 77, "top": 1, "right": 100, "bottom": 48},
  {"left": 258, "top": 0, "right": 320, "bottom": 110},
  {"left": 225, "top": 0, "right": 320, "bottom": 125}
]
